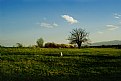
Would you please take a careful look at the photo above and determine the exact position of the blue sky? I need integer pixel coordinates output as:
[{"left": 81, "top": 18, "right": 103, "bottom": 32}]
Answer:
[{"left": 0, "top": 0, "right": 121, "bottom": 46}]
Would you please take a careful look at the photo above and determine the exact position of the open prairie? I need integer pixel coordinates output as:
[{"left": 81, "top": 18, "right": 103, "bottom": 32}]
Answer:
[{"left": 1, "top": 48, "right": 121, "bottom": 81}]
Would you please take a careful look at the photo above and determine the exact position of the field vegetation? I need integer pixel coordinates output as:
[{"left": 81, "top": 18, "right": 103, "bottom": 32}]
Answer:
[{"left": 1, "top": 47, "right": 121, "bottom": 81}]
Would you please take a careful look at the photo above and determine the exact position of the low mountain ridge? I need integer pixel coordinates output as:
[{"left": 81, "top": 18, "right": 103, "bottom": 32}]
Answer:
[{"left": 91, "top": 40, "right": 121, "bottom": 46}]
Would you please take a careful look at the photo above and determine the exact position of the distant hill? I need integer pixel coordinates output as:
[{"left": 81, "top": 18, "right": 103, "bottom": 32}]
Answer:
[{"left": 91, "top": 40, "right": 121, "bottom": 46}]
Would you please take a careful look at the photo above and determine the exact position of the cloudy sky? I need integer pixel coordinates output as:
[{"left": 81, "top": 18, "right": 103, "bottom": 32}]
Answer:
[{"left": 0, "top": 0, "right": 121, "bottom": 46}]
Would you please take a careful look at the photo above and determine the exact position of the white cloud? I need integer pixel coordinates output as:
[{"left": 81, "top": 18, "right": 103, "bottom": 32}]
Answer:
[
  {"left": 114, "top": 13, "right": 121, "bottom": 16},
  {"left": 61, "top": 15, "right": 78, "bottom": 24},
  {"left": 40, "top": 23, "right": 53, "bottom": 28},
  {"left": 40, "top": 22, "right": 58, "bottom": 28},
  {"left": 106, "top": 24, "right": 119, "bottom": 31},
  {"left": 114, "top": 13, "right": 121, "bottom": 19},
  {"left": 114, "top": 16, "right": 120, "bottom": 19},
  {"left": 53, "top": 23, "right": 58, "bottom": 27}
]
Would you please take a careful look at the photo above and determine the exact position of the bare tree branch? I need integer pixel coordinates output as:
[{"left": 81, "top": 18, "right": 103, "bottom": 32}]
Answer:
[{"left": 68, "top": 28, "right": 89, "bottom": 48}]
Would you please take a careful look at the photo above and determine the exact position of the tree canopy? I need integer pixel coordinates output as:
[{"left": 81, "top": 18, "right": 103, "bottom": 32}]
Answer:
[
  {"left": 16, "top": 43, "right": 23, "bottom": 48},
  {"left": 68, "top": 28, "right": 89, "bottom": 48},
  {"left": 36, "top": 38, "right": 44, "bottom": 48}
]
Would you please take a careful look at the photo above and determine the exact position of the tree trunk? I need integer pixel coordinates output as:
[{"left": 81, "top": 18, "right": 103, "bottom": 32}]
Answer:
[
  {"left": 78, "top": 45, "right": 81, "bottom": 49},
  {"left": 77, "top": 42, "right": 82, "bottom": 49}
]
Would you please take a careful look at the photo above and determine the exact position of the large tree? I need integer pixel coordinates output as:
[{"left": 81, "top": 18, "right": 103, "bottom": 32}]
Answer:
[
  {"left": 68, "top": 28, "right": 89, "bottom": 49},
  {"left": 36, "top": 38, "right": 44, "bottom": 48},
  {"left": 16, "top": 43, "right": 23, "bottom": 48}
]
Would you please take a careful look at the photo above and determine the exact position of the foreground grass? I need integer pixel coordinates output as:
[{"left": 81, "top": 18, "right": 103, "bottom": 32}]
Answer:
[{"left": 0, "top": 48, "right": 121, "bottom": 81}]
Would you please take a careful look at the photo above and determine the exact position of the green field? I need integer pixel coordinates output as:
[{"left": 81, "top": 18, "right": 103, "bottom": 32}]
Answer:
[{"left": 1, "top": 48, "right": 121, "bottom": 81}]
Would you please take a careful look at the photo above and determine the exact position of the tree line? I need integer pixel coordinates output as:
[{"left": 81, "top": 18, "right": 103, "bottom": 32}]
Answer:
[
  {"left": 0, "top": 28, "right": 89, "bottom": 48},
  {"left": 35, "top": 28, "right": 89, "bottom": 48},
  {"left": 1, "top": 28, "right": 120, "bottom": 49}
]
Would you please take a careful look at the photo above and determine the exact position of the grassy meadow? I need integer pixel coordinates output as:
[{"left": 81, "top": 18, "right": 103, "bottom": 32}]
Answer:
[{"left": 1, "top": 47, "right": 121, "bottom": 81}]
